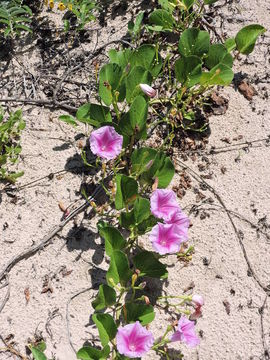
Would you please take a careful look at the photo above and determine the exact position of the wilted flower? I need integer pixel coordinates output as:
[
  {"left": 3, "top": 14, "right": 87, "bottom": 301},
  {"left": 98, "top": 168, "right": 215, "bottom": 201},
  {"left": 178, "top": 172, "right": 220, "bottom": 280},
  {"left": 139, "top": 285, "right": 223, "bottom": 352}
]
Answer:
[
  {"left": 90, "top": 126, "right": 123, "bottom": 160},
  {"left": 166, "top": 210, "right": 190, "bottom": 240},
  {"left": 149, "top": 223, "right": 185, "bottom": 255},
  {"left": 139, "top": 83, "right": 156, "bottom": 98},
  {"left": 192, "top": 294, "right": 204, "bottom": 308},
  {"left": 116, "top": 321, "right": 154, "bottom": 358},
  {"left": 150, "top": 189, "right": 180, "bottom": 222},
  {"left": 171, "top": 316, "right": 200, "bottom": 348},
  {"left": 190, "top": 294, "right": 204, "bottom": 320}
]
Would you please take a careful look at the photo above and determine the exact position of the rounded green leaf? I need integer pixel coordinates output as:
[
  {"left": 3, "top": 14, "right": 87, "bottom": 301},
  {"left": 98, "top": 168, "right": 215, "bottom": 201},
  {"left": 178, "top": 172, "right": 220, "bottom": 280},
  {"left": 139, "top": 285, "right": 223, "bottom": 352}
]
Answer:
[
  {"left": 124, "top": 303, "right": 155, "bottom": 325},
  {"left": 155, "top": 156, "right": 175, "bottom": 188},
  {"left": 108, "top": 48, "right": 132, "bottom": 69},
  {"left": 92, "top": 284, "right": 116, "bottom": 311},
  {"left": 175, "top": 55, "right": 202, "bottom": 87},
  {"left": 106, "top": 250, "right": 132, "bottom": 286},
  {"left": 148, "top": 9, "right": 175, "bottom": 31},
  {"left": 130, "top": 45, "right": 163, "bottom": 77},
  {"left": 179, "top": 28, "right": 210, "bottom": 58},
  {"left": 205, "top": 44, "right": 233, "bottom": 69},
  {"left": 115, "top": 174, "right": 138, "bottom": 210},
  {"left": 77, "top": 345, "right": 110, "bottom": 360},
  {"left": 224, "top": 37, "right": 236, "bottom": 52},
  {"left": 125, "top": 66, "right": 152, "bottom": 103},
  {"left": 133, "top": 251, "right": 168, "bottom": 279},
  {"left": 31, "top": 347, "right": 47, "bottom": 360},
  {"left": 134, "top": 197, "right": 151, "bottom": 224},
  {"left": 76, "top": 103, "right": 112, "bottom": 127},
  {"left": 200, "top": 63, "right": 234, "bottom": 86},
  {"left": 99, "top": 225, "right": 126, "bottom": 256},
  {"left": 235, "top": 24, "right": 266, "bottom": 55},
  {"left": 92, "top": 314, "right": 117, "bottom": 347},
  {"left": 99, "top": 63, "right": 123, "bottom": 105}
]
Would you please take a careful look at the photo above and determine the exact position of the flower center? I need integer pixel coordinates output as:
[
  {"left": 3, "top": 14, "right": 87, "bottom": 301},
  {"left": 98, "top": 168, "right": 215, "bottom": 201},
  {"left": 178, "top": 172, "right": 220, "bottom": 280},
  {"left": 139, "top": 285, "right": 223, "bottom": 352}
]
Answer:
[
  {"left": 101, "top": 145, "right": 107, "bottom": 151},
  {"left": 129, "top": 343, "right": 136, "bottom": 351},
  {"left": 160, "top": 238, "right": 167, "bottom": 246}
]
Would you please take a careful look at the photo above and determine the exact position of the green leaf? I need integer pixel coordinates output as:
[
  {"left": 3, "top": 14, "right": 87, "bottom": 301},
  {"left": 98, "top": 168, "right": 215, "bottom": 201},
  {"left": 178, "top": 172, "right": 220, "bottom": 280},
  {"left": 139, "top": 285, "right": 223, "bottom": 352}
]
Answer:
[
  {"left": 124, "top": 303, "right": 155, "bottom": 325},
  {"left": 131, "top": 147, "right": 157, "bottom": 176},
  {"left": 106, "top": 250, "right": 132, "bottom": 286},
  {"left": 77, "top": 345, "right": 110, "bottom": 360},
  {"left": 175, "top": 55, "right": 202, "bottom": 87},
  {"left": 200, "top": 63, "right": 234, "bottom": 86},
  {"left": 31, "top": 347, "right": 47, "bottom": 360},
  {"left": 133, "top": 251, "right": 168, "bottom": 279},
  {"left": 115, "top": 174, "right": 138, "bottom": 210},
  {"left": 92, "top": 314, "right": 117, "bottom": 347},
  {"left": 149, "top": 9, "right": 175, "bottom": 31},
  {"left": 205, "top": 44, "right": 233, "bottom": 69},
  {"left": 119, "top": 96, "right": 148, "bottom": 139},
  {"left": 130, "top": 45, "right": 163, "bottom": 77},
  {"left": 204, "top": 0, "right": 219, "bottom": 4},
  {"left": 99, "top": 63, "right": 123, "bottom": 105},
  {"left": 76, "top": 103, "right": 112, "bottom": 127},
  {"left": 99, "top": 225, "right": 126, "bottom": 257},
  {"left": 155, "top": 155, "right": 175, "bottom": 188},
  {"left": 125, "top": 66, "right": 152, "bottom": 103},
  {"left": 108, "top": 48, "right": 132, "bottom": 69},
  {"left": 235, "top": 24, "right": 266, "bottom": 55},
  {"left": 119, "top": 210, "right": 136, "bottom": 229},
  {"left": 134, "top": 197, "right": 151, "bottom": 224},
  {"left": 224, "top": 37, "right": 236, "bottom": 52},
  {"left": 58, "top": 115, "right": 77, "bottom": 127},
  {"left": 92, "top": 284, "right": 116, "bottom": 311},
  {"left": 179, "top": 28, "right": 210, "bottom": 58},
  {"left": 131, "top": 148, "right": 174, "bottom": 188},
  {"left": 182, "top": 0, "right": 195, "bottom": 10}
]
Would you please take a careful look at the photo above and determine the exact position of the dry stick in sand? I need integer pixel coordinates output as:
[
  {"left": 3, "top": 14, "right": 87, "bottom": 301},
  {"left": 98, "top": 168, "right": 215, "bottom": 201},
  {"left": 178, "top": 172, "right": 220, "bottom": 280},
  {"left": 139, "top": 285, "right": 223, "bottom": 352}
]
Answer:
[
  {"left": 0, "top": 184, "right": 104, "bottom": 313},
  {"left": 175, "top": 158, "right": 270, "bottom": 297},
  {"left": 0, "top": 39, "right": 134, "bottom": 113}
]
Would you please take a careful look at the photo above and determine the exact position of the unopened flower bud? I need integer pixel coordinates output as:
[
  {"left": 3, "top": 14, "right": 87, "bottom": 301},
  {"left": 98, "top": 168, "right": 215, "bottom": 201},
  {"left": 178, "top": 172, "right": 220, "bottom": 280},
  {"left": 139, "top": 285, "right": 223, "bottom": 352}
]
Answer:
[
  {"left": 144, "top": 295, "right": 150, "bottom": 305},
  {"left": 132, "top": 273, "right": 138, "bottom": 287},
  {"left": 90, "top": 201, "right": 96, "bottom": 208},
  {"left": 139, "top": 83, "right": 156, "bottom": 98},
  {"left": 139, "top": 281, "right": 146, "bottom": 290}
]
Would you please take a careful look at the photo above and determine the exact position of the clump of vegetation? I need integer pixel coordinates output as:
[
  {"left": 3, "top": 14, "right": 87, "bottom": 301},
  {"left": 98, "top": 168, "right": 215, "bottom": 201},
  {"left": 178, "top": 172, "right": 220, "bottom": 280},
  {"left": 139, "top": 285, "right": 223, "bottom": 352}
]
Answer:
[
  {"left": 0, "top": 108, "right": 25, "bottom": 183},
  {"left": 0, "top": 0, "right": 32, "bottom": 38}
]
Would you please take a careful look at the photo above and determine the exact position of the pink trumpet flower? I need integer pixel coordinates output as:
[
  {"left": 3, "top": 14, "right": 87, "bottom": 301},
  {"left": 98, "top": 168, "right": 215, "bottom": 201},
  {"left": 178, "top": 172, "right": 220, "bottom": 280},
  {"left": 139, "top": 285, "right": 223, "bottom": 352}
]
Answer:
[
  {"left": 166, "top": 210, "right": 190, "bottom": 240},
  {"left": 149, "top": 223, "right": 185, "bottom": 255},
  {"left": 90, "top": 126, "right": 123, "bottom": 160},
  {"left": 139, "top": 83, "right": 157, "bottom": 98},
  {"left": 150, "top": 189, "right": 180, "bottom": 222},
  {"left": 171, "top": 316, "right": 200, "bottom": 348},
  {"left": 116, "top": 321, "right": 154, "bottom": 358}
]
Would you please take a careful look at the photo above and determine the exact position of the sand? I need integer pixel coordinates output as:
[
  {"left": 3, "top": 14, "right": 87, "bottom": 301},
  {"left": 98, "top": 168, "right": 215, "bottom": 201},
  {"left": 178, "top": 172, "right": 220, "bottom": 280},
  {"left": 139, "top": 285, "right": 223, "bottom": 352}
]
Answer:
[{"left": 0, "top": 1, "right": 269, "bottom": 359}]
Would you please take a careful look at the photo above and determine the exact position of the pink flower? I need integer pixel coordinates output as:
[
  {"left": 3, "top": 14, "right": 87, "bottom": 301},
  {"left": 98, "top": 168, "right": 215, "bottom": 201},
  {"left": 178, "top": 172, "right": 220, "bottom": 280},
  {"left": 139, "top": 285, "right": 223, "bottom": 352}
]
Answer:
[
  {"left": 150, "top": 189, "right": 180, "bottom": 222},
  {"left": 116, "top": 321, "right": 154, "bottom": 358},
  {"left": 167, "top": 210, "right": 190, "bottom": 240},
  {"left": 90, "top": 126, "right": 123, "bottom": 160},
  {"left": 192, "top": 295, "right": 204, "bottom": 308},
  {"left": 139, "top": 83, "right": 156, "bottom": 98},
  {"left": 149, "top": 223, "right": 185, "bottom": 255},
  {"left": 171, "top": 316, "right": 200, "bottom": 348}
]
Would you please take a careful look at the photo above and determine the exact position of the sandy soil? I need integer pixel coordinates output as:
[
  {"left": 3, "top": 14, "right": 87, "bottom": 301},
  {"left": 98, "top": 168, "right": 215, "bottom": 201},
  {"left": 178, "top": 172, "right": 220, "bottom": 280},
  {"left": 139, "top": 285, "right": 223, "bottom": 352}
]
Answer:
[{"left": 0, "top": 1, "right": 269, "bottom": 359}]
